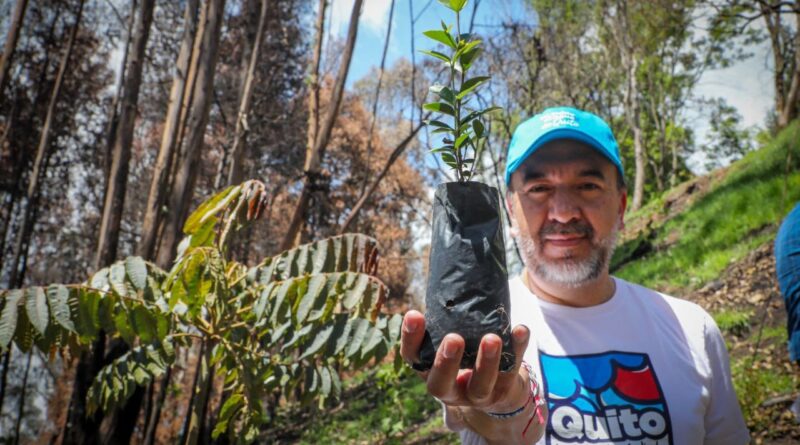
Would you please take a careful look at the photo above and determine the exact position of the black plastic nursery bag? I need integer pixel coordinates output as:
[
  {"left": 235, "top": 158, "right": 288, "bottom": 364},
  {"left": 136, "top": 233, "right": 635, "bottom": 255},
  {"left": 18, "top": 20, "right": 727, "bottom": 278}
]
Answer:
[{"left": 418, "top": 181, "right": 514, "bottom": 371}]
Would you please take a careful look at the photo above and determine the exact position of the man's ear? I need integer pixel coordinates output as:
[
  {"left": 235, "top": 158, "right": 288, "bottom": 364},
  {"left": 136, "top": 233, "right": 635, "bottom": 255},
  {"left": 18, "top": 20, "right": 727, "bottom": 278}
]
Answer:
[
  {"left": 505, "top": 189, "right": 515, "bottom": 219},
  {"left": 618, "top": 189, "right": 628, "bottom": 230},
  {"left": 505, "top": 189, "right": 520, "bottom": 237}
]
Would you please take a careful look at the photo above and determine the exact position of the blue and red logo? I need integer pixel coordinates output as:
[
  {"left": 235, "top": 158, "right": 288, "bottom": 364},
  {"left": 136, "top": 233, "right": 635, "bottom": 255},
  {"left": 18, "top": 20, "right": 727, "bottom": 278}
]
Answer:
[{"left": 539, "top": 350, "right": 672, "bottom": 444}]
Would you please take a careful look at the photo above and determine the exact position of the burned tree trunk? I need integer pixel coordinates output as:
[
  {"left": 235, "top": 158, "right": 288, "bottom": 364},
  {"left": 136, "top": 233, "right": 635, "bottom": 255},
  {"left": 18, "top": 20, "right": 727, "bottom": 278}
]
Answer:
[
  {"left": 280, "top": 0, "right": 363, "bottom": 250},
  {"left": 101, "top": 0, "right": 138, "bottom": 181},
  {"left": 226, "top": 0, "right": 269, "bottom": 186},
  {"left": 0, "top": 0, "right": 29, "bottom": 102},
  {"left": 157, "top": 0, "right": 226, "bottom": 268},
  {"left": 94, "top": 0, "right": 156, "bottom": 269},
  {"left": 7, "top": 0, "right": 84, "bottom": 289},
  {"left": 138, "top": 0, "right": 201, "bottom": 262}
]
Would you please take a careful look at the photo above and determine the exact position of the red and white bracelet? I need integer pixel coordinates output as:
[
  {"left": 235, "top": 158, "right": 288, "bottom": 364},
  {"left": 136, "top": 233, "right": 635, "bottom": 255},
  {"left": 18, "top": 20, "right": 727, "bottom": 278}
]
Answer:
[{"left": 484, "top": 361, "right": 545, "bottom": 436}]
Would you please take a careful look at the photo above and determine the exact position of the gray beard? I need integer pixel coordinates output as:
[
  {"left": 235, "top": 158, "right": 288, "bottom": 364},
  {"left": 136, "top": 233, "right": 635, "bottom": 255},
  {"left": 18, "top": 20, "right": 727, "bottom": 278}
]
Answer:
[{"left": 516, "top": 223, "right": 619, "bottom": 288}]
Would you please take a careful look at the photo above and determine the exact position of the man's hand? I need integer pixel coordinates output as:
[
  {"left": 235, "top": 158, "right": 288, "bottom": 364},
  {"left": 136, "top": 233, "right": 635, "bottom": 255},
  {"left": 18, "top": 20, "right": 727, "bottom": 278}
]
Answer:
[{"left": 400, "top": 310, "right": 545, "bottom": 444}]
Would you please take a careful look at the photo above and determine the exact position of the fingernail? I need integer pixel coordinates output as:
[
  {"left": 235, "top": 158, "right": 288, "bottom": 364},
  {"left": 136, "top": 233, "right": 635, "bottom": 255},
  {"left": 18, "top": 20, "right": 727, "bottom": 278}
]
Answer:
[
  {"left": 443, "top": 340, "right": 458, "bottom": 359},
  {"left": 484, "top": 342, "right": 498, "bottom": 359},
  {"left": 514, "top": 326, "right": 529, "bottom": 342},
  {"left": 404, "top": 319, "right": 417, "bottom": 334}
]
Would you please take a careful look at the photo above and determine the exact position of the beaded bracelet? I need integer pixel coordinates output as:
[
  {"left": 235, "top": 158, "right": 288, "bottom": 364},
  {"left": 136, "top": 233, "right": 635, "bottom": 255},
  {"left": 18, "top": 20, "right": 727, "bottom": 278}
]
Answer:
[{"left": 485, "top": 361, "right": 545, "bottom": 428}]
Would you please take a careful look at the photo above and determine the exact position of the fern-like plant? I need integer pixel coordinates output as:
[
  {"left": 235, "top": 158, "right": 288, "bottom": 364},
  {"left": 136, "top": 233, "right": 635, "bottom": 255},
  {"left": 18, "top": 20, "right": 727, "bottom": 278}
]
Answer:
[{"left": 0, "top": 180, "right": 400, "bottom": 443}]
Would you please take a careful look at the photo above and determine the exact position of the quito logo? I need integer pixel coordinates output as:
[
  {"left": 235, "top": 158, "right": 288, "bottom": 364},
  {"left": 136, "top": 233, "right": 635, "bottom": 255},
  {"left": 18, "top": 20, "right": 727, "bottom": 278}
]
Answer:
[{"left": 539, "top": 351, "right": 673, "bottom": 445}]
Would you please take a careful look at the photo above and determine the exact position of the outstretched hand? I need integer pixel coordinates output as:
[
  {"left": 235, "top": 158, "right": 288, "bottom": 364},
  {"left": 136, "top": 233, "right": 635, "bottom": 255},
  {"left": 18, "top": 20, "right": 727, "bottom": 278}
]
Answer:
[{"left": 400, "top": 310, "right": 532, "bottom": 414}]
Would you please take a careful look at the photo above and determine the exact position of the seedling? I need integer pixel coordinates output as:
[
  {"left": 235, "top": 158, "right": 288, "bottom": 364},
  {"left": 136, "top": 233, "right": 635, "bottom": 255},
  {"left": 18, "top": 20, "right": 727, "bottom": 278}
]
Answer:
[{"left": 422, "top": 0, "right": 500, "bottom": 182}]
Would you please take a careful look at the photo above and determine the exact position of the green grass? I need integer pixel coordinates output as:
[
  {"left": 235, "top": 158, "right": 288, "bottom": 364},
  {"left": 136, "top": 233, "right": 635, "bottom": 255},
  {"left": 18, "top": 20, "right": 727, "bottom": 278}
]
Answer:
[
  {"left": 731, "top": 353, "right": 798, "bottom": 431},
  {"left": 760, "top": 325, "right": 788, "bottom": 342},
  {"left": 713, "top": 309, "right": 753, "bottom": 336},
  {"left": 615, "top": 122, "right": 800, "bottom": 291},
  {"left": 277, "top": 362, "right": 457, "bottom": 445}
]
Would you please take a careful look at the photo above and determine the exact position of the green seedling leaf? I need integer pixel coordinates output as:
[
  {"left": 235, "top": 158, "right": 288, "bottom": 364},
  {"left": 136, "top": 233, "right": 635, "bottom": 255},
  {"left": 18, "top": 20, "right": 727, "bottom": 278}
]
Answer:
[
  {"left": 429, "top": 146, "right": 454, "bottom": 154},
  {"left": 473, "top": 119, "right": 485, "bottom": 139},
  {"left": 457, "top": 76, "right": 490, "bottom": 100},
  {"left": 423, "top": 30, "right": 456, "bottom": 49},
  {"left": 423, "top": 102, "right": 455, "bottom": 116},
  {"left": 454, "top": 133, "right": 470, "bottom": 149},
  {"left": 455, "top": 39, "right": 481, "bottom": 59},
  {"left": 441, "top": 152, "right": 458, "bottom": 168},
  {"left": 459, "top": 47, "right": 481, "bottom": 71},
  {"left": 425, "top": 119, "right": 454, "bottom": 131},
  {"left": 420, "top": 49, "right": 451, "bottom": 64},
  {"left": 437, "top": 87, "right": 456, "bottom": 104}
]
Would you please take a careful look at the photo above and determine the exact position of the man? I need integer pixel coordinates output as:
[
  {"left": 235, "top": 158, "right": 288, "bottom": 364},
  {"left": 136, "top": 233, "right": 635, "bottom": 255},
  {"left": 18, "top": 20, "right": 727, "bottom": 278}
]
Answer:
[
  {"left": 775, "top": 202, "right": 800, "bottom": 421},
  {"left": 401, "top": 107, "right": 750, "bottom": 444}
]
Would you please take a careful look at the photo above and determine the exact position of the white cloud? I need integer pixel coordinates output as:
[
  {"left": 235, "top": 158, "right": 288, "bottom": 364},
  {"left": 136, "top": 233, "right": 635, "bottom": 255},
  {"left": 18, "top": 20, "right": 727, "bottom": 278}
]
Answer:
[{"left": 328, "top": 0, "right": 392, "bottom": 36}]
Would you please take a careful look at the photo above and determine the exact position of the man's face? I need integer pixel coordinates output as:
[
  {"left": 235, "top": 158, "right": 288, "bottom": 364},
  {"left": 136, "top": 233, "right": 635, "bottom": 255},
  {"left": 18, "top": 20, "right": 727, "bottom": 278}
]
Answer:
[{"left": 507, "top": 139, "right": 627, "bottom": 287}]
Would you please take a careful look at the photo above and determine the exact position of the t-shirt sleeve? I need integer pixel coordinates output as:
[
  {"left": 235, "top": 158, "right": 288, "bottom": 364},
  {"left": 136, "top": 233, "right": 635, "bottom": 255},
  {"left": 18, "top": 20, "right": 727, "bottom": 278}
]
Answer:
[{"left": 702, "top": 313, "right": 751, "bottom": 445}]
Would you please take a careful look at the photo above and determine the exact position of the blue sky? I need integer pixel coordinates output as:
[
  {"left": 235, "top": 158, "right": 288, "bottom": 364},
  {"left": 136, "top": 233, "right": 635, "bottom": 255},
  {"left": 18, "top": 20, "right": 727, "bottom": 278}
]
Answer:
[
  {"left": 326, "top": 0, "right": 776, "bottom": 172},
  {"left": 328, "top": 0, "right": 528, "bottom": 87}
]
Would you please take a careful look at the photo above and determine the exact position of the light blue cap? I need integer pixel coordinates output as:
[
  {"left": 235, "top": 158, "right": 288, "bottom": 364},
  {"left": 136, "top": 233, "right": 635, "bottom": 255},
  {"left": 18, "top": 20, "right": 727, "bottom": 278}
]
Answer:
[{"left": 505, "top": 107, "right": 623, "bottom": 185}]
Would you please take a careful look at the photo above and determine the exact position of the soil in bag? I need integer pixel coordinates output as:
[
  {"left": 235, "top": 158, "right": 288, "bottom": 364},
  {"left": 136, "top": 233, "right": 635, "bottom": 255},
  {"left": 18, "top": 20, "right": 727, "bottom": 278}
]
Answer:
[{"left": 417, "top": 181, "right": 514, "bottom": 371}]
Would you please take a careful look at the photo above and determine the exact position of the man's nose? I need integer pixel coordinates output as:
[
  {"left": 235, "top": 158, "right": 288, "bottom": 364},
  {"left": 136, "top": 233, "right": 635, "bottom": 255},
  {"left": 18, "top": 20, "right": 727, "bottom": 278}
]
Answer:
[{"left": 548, "top": 187, "right": 581, "bottom": 223}]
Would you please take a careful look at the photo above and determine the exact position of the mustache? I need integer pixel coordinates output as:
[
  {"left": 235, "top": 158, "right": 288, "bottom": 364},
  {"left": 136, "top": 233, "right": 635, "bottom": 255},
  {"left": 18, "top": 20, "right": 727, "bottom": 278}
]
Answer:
[{"left": 539, "top": 221, "right": 594, "bottom": 238}]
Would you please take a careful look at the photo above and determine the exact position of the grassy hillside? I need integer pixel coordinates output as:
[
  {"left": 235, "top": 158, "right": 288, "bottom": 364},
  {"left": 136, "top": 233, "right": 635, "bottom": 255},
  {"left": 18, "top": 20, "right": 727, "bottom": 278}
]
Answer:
[{"left": 613, "top": 121, "right": 800, "bottom": 291}]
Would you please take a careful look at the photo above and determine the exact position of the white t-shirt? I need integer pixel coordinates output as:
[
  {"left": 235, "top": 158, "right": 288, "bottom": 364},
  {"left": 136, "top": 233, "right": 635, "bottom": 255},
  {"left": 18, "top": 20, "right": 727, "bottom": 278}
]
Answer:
[{"left": 446, "top": 276, "right": 750, "bottom": 445}]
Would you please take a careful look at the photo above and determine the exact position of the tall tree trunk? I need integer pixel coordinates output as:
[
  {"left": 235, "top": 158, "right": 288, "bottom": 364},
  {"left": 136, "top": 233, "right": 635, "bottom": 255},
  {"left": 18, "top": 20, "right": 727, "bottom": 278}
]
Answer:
[
  {"left": 0, "top": 348, "right": 10, "bottom": 420},
  {"left": 358, "top": 0, "right": 396, "bottom": 196},
  {"left": 143, "top": 367, "right": 172, "bottom": 445},
  {"left": 0, "top": 191, "right": 16, "bottom": 277},
  {"left": 306, "top": 0, "right": 327, "bottom": 163},
  {"left": 94, "top": 0, "right": 156, "bottom": 269},
  {"left": 778, "top": 5, "right": 800, "bottom": 128},
  {"left": 0, "top": 0, "right": 29, "bottom": 102},
  {"left": 630, "top": 69, "right": 646, "bottom": 210},
  {"left": 138, "top": 0, "right": 201, "bottom": 262},
  {"left": 608, "top": 0, "right": 645, "bottom": 210},
  {"left": 102, "top": 0, "right": 138, "bottom": 182},
  {"left": 280, "top": 0, "right": 363, "bottom": 250},
  {"left": 90, "top": 4, "right": 156, "bottom": 437},
  {"left": 157, "top": 0, "right": 226, "bottom": 268},
  {"left": 11, "top": 351, "right": 33, "bottom": 445},
  {"left": 63, "top": 331, "right": 106, "bottom": 445},
  {"left": 7, "top": 0, "right": 84, "bottom": 289},
  {"left": 226, "top": 0, "right": 269, "bottom": 186},
  {"left": 339, "top": 117, "right": 427, "bottom": 233},
  {"left": 180, "top": 340, "right": 215, "bottom": 445}
]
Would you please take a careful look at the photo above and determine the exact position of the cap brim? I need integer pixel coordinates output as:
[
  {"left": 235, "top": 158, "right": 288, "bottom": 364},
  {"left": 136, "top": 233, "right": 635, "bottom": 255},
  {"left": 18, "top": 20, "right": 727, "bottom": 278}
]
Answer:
[{"left": 505, "top": 128, "right": 620, "bottom": 185}]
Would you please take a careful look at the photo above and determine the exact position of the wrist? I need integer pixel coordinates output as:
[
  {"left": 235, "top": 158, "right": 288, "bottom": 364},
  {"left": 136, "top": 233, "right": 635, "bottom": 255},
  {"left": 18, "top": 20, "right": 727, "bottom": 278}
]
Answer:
[{"left": 483, "top": 363, "right": 534, "bottom": 416}]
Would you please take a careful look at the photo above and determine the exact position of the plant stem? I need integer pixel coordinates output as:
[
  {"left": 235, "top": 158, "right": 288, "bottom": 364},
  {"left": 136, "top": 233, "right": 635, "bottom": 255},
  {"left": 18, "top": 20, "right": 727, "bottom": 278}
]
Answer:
[{"left": 454, "top": 11, "right": 463, "bottom": 181}]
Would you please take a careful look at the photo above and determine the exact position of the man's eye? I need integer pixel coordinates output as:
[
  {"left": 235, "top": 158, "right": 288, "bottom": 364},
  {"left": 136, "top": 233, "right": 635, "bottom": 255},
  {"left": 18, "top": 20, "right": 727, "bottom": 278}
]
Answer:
[
  {"left": 579, "top": 183, "right": 600, "bottom": 191},
  {"left": 528, "top": 185, "right": 551, "bottom": 193}
]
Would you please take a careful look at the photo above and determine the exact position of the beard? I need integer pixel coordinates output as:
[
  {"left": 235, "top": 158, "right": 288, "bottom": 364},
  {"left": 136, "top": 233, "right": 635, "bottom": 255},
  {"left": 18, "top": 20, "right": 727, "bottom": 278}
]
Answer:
[{"left": 515, "top": 220, "right": 619, "bottom": 288}]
